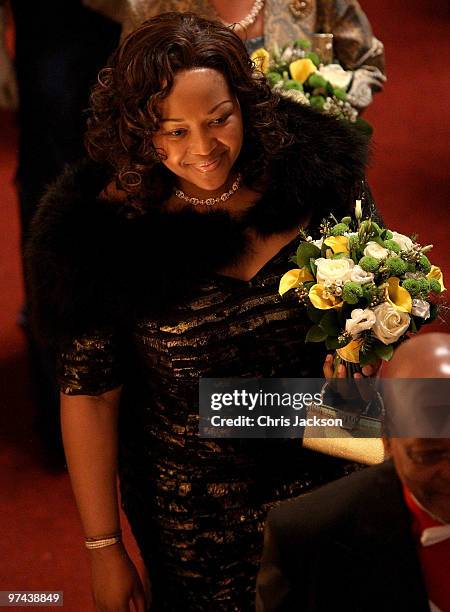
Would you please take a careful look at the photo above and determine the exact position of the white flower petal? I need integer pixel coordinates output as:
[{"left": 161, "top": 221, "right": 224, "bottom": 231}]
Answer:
[
  {"left": 315, "top": 257, "right": 354, "bottom": 284},
  {"left": 350, "top": 265, "right": 374, "bottom": 285},
  {"left": 364, "top": 241, "right": 389, "bottom": 260},
  {"left": 372, "top": 303, "right": 410, "bottom": 345},
  {"left": 316, "top": 64, "right": 352, "bottom": 90},
  {"left": 411, "top": 299, "right": 430, "bottom": 320},
  {"left": 345, "top": 308, "right": 377, "bottom": 338},
  {"left": 391, "top": 231, "right": 414, "bottom": 251},
  {"left": 312, "top": 237, "right": 324, "bottom": 249}
]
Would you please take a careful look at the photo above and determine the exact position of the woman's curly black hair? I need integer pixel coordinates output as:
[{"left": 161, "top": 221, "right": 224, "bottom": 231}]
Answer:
[{"left": 85, "top": 11, "right": 294, "bottom": 207}]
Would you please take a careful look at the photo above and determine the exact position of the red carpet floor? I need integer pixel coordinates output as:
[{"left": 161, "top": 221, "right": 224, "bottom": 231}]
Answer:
[{"left": 1, "top": 1, "right": 449, "bottom": 610}]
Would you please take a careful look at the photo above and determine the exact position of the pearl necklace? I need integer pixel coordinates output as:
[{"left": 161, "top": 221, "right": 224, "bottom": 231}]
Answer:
[
  {"left": 213, "top": 0, "right": 265, "bottom": 32},
  {"left": 174, "top": 174, "right": 242, "bottom": 207}
]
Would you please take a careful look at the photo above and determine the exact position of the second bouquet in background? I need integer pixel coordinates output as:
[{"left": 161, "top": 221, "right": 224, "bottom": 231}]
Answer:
[{"left": 251, "top": 39, "right": 372, "bottom": 133}]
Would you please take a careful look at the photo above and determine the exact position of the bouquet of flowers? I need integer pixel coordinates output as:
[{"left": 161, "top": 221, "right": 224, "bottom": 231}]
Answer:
[
  {"left": 251, "top": 39, "right": 371, "bottom": 133},
  {"left": 278, "top": 202, "right": 446, "bottom": 374}
]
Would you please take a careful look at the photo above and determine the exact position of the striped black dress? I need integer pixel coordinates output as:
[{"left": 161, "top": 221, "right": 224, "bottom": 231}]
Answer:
[{"left": 59, "top": 236, "right": 360, "bottom": 611}]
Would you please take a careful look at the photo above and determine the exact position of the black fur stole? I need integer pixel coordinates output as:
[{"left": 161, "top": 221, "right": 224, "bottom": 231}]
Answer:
[{"left": 26, "top": 99, "right": 369, "bottom": 345}]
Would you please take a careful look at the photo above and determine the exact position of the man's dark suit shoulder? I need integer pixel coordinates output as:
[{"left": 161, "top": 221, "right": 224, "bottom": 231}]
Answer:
[
  {"left": 257, "top": 460, "right": 430, "bottom": 611},
  {"left": 267, "top": 460, "right": 398, "bottom": 549}
]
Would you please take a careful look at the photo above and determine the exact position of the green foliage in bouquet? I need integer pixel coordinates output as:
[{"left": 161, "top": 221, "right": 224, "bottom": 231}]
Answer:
[
  {"left": 278, "top": 200, "right": 446, "bottom": 368},
  {"left": 251, "top": 40, "right": 372, "bottom": 133}
]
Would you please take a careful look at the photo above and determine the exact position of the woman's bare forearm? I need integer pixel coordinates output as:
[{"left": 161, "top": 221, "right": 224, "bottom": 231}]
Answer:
[{"left": 60, "top": 387, "right": 122, "bottom": 537}]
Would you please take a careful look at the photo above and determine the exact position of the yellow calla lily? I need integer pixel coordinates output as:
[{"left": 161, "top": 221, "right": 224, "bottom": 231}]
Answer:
[
  {"left": 386, "top": 277, "right": 412, "bottom": 313},
  {"left": 289, "top": 58, "right": 317, "bottom": 84},
  {"left": 279, "top": 267, "right": 314, "bottom": 296},
  {"left": 324, "top": 236, "right": 349, "bottom": 255},
  {"left": 309, "top": 284, "right": 343, "bottom": 310},
  {"left": 250, "top": 48, "right": 270, "bottom": 74},
  {"left": 427, "top": 265, "right": 446, "bottom": 291},
  {"left": 336, "top": 339, "right": 362, "bottom": 364}
]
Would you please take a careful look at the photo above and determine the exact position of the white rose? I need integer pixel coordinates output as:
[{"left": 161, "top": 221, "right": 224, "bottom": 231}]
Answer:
[
  {"left": 372, "top": 303, "right": 411, "bottom": 345},
  {"left": 391, "top": 231, "right": 414, "bottom": 251},
  {"left": 315, "top": 257, "right": 354, "bottom": 284},
  {"left": 316, "top": 64, "right": 352, "bottom": 90},
  {"left": 350, "top": 265, "right": 374, "bottom": 285},
  {"left": 345, "top": 308, "right": 376, "bottom": 338},
  {"left": 363, "top": 241, "right": 389, "bottom": 260},
  {"left": 411, "top": 299, "right": 430, "bottom": 320}
]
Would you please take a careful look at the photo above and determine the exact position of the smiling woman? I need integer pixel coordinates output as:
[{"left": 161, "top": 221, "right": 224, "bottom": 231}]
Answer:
[
  {"left": 27, "top": 11, "right": 379, "bottom": 611},
  {"left": 152, "top": 69, "right": 244, "bottom": 200},
  {"left": 84, "top": 11, "right": 296, "bottom": 213}
]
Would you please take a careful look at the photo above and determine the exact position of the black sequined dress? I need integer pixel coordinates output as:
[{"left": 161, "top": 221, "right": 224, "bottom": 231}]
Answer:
[{"left": 59, "top": 236, "right": 362, "bottom": 611}]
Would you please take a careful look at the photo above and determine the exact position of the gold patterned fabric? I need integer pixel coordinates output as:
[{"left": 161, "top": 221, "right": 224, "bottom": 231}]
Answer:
[
  {"left": 264, "top": 0, "right": 385, "bottom": 71},
  {"left": 116, "top": 0, "right": 384, "bottom": 73},
  {"left": 59, "top": 236, "right": 363, "bottom": 611}
]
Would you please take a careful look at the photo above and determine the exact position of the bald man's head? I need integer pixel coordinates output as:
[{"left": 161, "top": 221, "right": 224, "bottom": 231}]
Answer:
[
  {"left": 381, "top": 333, "right": 450, "bottom": 521},
  {"left": 382, "top": 332, "right": 450, "bottom": 378}
]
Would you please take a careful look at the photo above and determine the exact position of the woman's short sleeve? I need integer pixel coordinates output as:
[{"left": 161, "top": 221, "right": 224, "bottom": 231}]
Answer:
[{"left": 58, "top": 331, "right": 124, "bottom": 396}]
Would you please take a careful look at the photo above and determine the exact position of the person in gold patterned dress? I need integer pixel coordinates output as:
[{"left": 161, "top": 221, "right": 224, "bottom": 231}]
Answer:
[
  {"left": 84, "top": 0, "right": 386, "bottom": 110},
  {"left": 28, "top": 13, "right": 379, "bottom": 611}
]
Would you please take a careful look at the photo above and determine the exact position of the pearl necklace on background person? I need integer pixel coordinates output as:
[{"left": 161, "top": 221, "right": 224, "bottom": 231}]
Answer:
[
  {"left": 211, "top": 0, "right": 265, "bottom": 31},
  {"left": 174, "top": 173, "right": 242, "bottom": 207}
]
